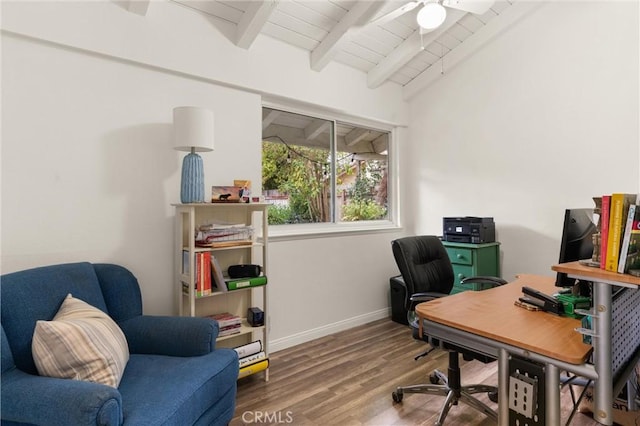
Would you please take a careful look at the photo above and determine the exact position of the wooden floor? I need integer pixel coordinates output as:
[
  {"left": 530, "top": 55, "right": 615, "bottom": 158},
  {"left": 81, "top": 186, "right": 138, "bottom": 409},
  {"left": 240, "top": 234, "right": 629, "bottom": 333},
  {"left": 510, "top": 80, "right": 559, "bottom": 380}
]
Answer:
[{"left": 230, "top": 318, "right": 602, "bottom": 426}]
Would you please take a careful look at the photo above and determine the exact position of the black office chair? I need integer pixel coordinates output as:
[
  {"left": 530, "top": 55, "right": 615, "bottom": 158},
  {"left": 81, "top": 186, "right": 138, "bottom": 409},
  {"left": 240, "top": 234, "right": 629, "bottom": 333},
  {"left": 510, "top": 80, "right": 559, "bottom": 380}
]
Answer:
[{"left": 390, "top": 235, "right": 507, "bottom": 425}]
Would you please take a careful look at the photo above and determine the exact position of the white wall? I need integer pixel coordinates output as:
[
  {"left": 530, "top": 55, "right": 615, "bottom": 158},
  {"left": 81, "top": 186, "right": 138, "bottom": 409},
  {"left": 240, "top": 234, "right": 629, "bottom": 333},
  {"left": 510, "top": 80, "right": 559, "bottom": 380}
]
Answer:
[
  {"left": 405, "top": 1, "right": 640, "bottom": 281},
  {"left": 1, "top": 1, "right": 407, "bottom": 350}
]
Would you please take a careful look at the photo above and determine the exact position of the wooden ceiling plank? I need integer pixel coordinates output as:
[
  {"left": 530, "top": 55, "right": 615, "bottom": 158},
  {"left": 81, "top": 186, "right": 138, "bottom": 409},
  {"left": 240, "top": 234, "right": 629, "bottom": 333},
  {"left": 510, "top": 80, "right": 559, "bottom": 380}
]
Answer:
[
  {"left": 310, "top": 1, "right": 385, "bottom": 71},
  {"left": 367, "top": 8, "right": 465, "bottom": 89},
  {"left": 236, "top": 0, "right": 279, "bottom": 49},
  {"left": 262, "top": 22, "right": 320, "bottom": 50}
]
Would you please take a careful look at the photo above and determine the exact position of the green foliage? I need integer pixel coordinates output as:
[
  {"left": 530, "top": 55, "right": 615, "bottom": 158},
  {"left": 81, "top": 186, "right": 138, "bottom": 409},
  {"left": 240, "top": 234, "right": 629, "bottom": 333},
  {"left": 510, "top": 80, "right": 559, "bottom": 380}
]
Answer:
[
  {"left": 267, "top": 204, "right": 294, "bottom": 225},
  {"left": 262, "top": 141, "right": 330, "bottom": 224},
  {"left": 346, "top": 161, "right": 384, "bottom": 202},
  {"left": 262, "top": 141, "right": 388, "bottom": 225},
  {"left": 262, "top": 142, "right": 289, "bottom": 191},
  {"left": 342, "top": 199, "right": 387, "bottom": 221}
]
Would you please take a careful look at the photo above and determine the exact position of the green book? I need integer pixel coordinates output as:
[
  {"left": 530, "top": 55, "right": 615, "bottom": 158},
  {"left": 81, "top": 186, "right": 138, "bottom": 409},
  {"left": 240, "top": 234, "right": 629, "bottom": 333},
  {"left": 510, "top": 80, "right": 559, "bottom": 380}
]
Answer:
[{"left": 225, "top": 275, "right": 267, "bottom": 291}]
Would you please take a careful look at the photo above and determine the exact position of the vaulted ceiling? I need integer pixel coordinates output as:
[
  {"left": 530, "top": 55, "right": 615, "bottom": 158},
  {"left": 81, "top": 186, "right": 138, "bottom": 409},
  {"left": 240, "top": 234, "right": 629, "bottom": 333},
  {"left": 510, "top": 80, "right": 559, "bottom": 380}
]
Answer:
[{"left": 124, "top": 0, "right": 534, "bottom": 95}]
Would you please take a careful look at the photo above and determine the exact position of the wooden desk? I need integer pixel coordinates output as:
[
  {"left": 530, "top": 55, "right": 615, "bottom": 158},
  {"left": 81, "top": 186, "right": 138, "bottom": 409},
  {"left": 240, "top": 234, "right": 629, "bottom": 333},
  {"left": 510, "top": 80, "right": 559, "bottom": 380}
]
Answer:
[
  {"left": 417, "top": 274, "right": 591, "bottom": 364},
  {"left": 416, "top": 274, "right": 594, "bottom": 425}
]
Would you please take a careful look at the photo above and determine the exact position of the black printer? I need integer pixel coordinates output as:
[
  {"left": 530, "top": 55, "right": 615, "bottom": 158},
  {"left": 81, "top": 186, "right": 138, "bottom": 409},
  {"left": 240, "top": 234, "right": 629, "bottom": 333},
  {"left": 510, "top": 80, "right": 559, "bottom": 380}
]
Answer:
[{"left": 443, "top": 217, "right": 495, "bottom": 243}]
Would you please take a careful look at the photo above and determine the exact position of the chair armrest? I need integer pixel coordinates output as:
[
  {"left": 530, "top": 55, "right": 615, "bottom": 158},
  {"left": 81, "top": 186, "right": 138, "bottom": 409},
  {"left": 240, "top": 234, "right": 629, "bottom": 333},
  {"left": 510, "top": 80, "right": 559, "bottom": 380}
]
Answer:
[
  {"left": 119, "top": 315, "right": 219, "bottom": 357},
  {"left": 460, "top": 276, "right": 508, "bottom": 287},
  {"left": 409, "top": 292, "right": 448, "bottom": 310},
  {"left": 1, "top": 367, "right": 122, "bottom": 425}
]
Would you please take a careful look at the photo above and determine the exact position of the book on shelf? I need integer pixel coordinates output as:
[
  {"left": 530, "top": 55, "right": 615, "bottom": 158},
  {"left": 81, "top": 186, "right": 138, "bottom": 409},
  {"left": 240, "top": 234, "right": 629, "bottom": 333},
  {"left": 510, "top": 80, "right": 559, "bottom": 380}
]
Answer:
[
  {"left": 238, "top": 359, "right": 269, "bottom": 379},
  {"left": 207, "top": 312, "right": 241, "bottom": 328},
  {"left": 225, "top": 275, "right": 267, "bottom": 291},
  {"left": 210, "top": 256, "right": 228, "bottom": 293},
  {"left": 234, "top": 340, "right": 262, "bottom": 358},
  {"left": 238, "top": 351, "right": 267, "bottom": 369},
  {"left": 218, "top": 324, "right": 242, "bottom": 337},
  {"left": 618, "top": 204, "right": 640, "bottom": 274},
  {"left": 600, "top": 195, "right": 611, "bottom": 269},
  {"left": 604, "top": 193, "right": 637, "bottom": 272}
]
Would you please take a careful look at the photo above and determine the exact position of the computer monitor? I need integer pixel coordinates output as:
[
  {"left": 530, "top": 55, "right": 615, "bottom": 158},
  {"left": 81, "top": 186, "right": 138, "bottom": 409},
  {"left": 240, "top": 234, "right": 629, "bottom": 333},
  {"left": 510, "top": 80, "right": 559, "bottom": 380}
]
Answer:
[{"left": 555, "top": 208, "right": 597, "bottom": 287}]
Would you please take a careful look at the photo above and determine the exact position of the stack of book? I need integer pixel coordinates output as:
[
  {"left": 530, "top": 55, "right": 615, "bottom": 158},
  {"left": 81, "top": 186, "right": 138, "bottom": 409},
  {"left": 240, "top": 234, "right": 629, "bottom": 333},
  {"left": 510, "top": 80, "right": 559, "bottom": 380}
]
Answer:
[
  {"left": 594, "top": 193, "right": 640, "bottom": 275},
  {"left": 234, "top": 340, "right": 268, "bottom": 379},
  {"left": 208, "top": 312, "right": 242, "bottom": 338}
]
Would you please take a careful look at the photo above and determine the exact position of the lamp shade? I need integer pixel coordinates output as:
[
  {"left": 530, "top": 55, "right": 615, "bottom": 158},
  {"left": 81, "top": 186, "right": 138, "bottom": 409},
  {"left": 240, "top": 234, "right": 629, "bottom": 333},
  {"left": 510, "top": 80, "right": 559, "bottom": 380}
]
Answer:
[
  {"left": 173, "top": 106, "right": 214, "bottom": 152},
  {"left": 417, "top": 3, "right": 447, "bottom": 30}
]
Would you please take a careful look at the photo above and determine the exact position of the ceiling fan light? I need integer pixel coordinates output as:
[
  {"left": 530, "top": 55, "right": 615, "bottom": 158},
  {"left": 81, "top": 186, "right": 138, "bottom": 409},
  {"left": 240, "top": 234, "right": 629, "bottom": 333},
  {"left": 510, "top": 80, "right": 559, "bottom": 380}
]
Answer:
[{"left": 417, "top": 3, "right": 447, "bottom": 30}]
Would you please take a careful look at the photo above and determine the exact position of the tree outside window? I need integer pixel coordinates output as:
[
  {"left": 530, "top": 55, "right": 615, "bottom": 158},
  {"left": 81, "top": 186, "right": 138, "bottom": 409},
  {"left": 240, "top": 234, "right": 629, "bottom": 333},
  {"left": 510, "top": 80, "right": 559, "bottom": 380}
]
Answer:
[{"left": 262, "top": 108, "right": 389, "bottom": 226}]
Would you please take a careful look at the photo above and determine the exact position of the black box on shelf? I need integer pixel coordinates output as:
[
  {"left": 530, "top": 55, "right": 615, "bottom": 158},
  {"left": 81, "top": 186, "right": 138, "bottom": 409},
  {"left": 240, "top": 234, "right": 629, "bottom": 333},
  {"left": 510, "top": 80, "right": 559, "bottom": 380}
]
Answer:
[{"left": 247, "top": 307, "right": 264, "bottom": 327}]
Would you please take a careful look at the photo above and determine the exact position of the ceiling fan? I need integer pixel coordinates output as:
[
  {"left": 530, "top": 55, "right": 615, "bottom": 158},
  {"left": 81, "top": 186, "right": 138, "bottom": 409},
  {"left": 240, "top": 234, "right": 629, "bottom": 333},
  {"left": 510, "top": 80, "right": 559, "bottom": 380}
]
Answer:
[{"left": 371, "top": 0, "right": 495, "bottom": 32}]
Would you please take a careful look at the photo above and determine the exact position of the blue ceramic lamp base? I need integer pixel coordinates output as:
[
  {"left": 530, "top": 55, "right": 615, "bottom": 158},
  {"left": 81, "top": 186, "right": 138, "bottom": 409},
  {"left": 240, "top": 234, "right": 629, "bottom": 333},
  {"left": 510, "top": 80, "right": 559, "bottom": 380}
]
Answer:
[{"left": 180, "top": 152, "right": 205, "bottom": 203}]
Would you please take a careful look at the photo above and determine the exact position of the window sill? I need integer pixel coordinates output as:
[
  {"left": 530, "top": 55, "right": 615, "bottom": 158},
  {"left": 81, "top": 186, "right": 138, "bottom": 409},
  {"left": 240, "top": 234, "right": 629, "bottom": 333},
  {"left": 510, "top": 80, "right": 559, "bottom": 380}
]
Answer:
[{"left": 268, "top": 221, "right": 402, "bottom": 242}]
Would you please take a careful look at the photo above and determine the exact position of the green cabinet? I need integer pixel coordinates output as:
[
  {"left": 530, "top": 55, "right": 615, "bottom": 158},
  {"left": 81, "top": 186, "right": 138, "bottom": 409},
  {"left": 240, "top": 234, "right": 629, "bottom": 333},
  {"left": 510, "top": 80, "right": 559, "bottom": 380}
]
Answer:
[{"left": 442, "top": 241, "right": 501, "bottom": 294}]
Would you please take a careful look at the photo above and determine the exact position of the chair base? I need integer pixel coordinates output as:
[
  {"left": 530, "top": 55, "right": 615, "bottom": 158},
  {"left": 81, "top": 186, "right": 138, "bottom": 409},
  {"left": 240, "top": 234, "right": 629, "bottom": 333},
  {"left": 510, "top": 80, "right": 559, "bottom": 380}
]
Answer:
[{"left": 391, "top": 353, "right": 498, "bottom": 426}]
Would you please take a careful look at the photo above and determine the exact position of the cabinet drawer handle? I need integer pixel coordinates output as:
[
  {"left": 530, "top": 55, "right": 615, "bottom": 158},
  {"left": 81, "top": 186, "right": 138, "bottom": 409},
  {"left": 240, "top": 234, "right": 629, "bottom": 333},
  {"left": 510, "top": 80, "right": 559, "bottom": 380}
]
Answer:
[
  {"left": 456, "top": 254, "right": 463, "bottom": 259},
  {"left": 458, "top": 273, "right": 465, "bottom": 279}
]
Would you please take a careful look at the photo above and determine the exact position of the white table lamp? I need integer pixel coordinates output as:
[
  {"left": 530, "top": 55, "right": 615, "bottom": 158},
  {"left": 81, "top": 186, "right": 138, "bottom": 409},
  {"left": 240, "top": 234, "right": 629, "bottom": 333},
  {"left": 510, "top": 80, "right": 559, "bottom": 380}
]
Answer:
[{"left": 173, "top": 106, "right": 214, "bottom": 203}]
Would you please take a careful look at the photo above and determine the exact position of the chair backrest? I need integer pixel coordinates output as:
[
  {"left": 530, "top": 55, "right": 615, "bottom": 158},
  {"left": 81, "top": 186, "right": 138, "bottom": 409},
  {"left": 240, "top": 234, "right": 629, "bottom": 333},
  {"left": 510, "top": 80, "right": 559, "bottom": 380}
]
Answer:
[
  {"left": 0, "top": 262, "right": 143, "bottom": 375},
  {"left": 391, "top": 236, "right": 454, "bottom": 298}
]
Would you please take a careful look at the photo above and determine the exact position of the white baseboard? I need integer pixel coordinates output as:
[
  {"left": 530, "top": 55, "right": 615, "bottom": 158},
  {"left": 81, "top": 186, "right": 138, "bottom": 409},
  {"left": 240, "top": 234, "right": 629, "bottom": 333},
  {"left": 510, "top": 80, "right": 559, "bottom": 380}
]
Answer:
[{"left": 268, "top": 308, "right": 390, "bottom": 353}]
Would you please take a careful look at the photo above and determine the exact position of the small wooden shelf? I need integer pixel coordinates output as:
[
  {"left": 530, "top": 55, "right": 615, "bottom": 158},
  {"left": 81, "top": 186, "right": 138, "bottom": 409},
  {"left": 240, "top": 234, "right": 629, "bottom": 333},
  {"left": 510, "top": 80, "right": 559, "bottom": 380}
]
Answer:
[{"left": 174, "top": 203, "right": 269, "bottom": 381}]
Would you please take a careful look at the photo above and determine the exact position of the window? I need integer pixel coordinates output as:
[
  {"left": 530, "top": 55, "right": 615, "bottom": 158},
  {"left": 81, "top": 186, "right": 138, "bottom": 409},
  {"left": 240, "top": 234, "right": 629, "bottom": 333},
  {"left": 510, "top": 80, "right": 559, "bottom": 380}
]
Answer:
[{"left": 262, "top": 107, "right": 391, "bottom": 228}]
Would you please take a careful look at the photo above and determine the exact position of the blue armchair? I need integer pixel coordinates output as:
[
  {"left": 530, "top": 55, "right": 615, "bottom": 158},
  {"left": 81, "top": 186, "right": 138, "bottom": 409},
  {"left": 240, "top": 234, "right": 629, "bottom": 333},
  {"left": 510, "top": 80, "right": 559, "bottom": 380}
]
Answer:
[{"left": 1, "top": 262, "right": 238, "bottom": 426}]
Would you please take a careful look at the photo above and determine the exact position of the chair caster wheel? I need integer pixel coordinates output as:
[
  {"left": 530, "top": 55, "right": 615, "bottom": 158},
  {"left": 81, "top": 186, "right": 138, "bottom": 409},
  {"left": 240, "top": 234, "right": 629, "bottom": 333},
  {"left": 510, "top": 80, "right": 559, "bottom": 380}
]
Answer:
[
  {"left": 392, "top": 390, "right": 403, "bottom": 403},
  {"left": 429, "top": 373, "right": 439, "bottom": 384},
  {"left": 488, "top": 391, "right": 498, "bottom": 403}
]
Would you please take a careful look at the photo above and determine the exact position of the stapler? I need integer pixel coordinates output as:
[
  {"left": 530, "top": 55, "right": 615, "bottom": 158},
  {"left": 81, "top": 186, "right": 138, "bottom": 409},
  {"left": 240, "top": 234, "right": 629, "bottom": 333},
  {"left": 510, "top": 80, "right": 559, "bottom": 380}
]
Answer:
[{"left": 520, "top": 286, "right": 564, "bottom": 315}]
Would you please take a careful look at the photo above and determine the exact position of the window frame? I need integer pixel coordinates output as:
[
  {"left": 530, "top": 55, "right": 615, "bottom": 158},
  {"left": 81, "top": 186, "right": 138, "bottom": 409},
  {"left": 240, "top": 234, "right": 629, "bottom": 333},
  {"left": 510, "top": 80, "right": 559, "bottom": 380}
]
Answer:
[{"left": 261, "top": 100, "right": 401, "bottom": 241}]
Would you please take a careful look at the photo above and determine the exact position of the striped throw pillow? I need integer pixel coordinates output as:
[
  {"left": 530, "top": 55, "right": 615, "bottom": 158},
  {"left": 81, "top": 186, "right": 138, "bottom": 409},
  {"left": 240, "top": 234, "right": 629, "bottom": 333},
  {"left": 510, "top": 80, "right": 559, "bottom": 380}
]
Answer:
[{"left": 32, "top": 294, "right": 129, "bottom": 388}]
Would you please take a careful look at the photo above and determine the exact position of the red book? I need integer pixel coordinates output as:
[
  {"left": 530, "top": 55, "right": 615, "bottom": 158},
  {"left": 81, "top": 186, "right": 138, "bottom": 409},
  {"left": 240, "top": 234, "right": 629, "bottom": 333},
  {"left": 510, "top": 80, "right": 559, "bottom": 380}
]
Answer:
[
  {"left": 600, "top": 195, "right": 611, "bottom": 269},
  {"left": 195, "top": 252, "right": 212, "bottom": 297}
]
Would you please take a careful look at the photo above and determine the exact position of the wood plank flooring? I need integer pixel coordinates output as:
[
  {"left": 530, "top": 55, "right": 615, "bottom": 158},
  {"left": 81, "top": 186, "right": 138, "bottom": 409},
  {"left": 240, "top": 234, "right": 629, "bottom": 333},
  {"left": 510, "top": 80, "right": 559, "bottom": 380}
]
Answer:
[{"left": 230, "top": 318, "right": 601, "bottom": 426}]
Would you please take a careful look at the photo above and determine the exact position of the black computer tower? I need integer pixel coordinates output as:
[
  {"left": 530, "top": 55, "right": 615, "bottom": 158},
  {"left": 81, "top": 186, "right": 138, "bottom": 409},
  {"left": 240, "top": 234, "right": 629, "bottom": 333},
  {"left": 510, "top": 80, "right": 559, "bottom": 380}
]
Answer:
[{"left": 390, "top": 275, "right": 408, "bottom": 325}]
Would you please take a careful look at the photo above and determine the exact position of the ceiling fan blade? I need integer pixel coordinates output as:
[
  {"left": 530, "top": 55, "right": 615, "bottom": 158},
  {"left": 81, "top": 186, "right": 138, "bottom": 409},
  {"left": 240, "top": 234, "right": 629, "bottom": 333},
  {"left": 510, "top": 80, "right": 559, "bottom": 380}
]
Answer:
[
  {"left": 370, "top": 1, "right": 423, "bottom": 26},
  {"left": 442, "top": 0, "right": 494, "bottom": 15}
]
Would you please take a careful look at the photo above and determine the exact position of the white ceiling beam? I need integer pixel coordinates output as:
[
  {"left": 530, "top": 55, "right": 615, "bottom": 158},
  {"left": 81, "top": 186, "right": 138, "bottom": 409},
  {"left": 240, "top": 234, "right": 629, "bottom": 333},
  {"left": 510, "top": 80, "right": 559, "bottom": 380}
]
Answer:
[
  {"left": 367, "top": 9, "right": 465, "bottom": 89},
  {"left": 403, "top": 0, "right": 542, "bottom": 100},
  {"left": 236, "top": 0, "right": 279, "bottom": 49},
  {"left": 262, "top": 109, "right": 281, "bottom": 131},
  {"left": 127, "top": 0, "right": 150, "bottom": 16},
  {"left": 304, "top": 120, "right": 330, "bottom": 141},
  {"left": 345, "top": 128, "right": 370, "bottom": 146},
  {"left": 311, "top": 1, "right": 385, "bottom": 72}
]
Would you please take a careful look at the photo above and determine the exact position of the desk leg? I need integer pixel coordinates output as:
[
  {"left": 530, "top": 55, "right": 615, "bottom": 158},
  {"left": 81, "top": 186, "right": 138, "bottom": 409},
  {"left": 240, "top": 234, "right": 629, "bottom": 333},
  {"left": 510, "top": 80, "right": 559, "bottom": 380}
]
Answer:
[
  {"left": 546, "top": 363, "right": 560, "bottom": 425},
  {"left": 498, "top": 348, "right": 509, "bottom": 425},
  {"left": 593, "top": 281, "right": 613, "bottom": 425}
]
